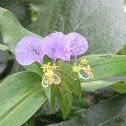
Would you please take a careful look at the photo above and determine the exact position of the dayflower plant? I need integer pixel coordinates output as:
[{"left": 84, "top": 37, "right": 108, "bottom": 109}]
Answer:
[{"left": 15, "top": 32, "right": 93, "bottom": 88}]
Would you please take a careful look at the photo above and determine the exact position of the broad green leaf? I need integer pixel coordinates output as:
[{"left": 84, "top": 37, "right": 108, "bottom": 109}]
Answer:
[
  {"left": 75, "top": 54, "right": 126, "bottom": 81},
  {"left": 0, "top": 71, "right": 47, "bottom": 126},
  {"left": 24, "top": 62, "right": 43, "bottom": 76},
  {"left": 9, "top": 60, "right": 25, "bottom": 75},
  {"left": 48, "top": 94, "right": 126, "bottom": 126},
  {"left": 0, "top": 7, "right": 41, "bottom": 54},
  {"left": 0, "top": 44, "right": 9, "bottom": 50},
  {"left": 28, "top": 0, "right": 126, "bottom": 54},
  {"left": 81, "top": 80, "right": 126, "bottom": 93},
  {"left": 124, "top": 0, "right": 126, "bottom": 13},
  {"left": 0, "top": 7, "right": 42, "bottom": 74}
]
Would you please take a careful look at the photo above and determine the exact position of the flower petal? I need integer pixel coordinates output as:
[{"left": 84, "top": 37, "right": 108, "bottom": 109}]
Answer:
[
  {"left": 15, "top": 36, "right": 45, "bottom": 65},
  {"left": 43, "top": 32, "right": 70, "bottom": 62},
  {"left": 68, "top": 32, "right": 88, "bottom": 57}
]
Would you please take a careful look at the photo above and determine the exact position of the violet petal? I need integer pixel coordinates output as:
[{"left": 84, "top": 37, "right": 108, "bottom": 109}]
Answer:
[
  {"left": 15, "top": 36, "right": 45, "bottom": 65},
  {"left": 43, "top": 32, "right": 70, "bottom": 62},
  {"left": 68, "top": 32, "right": 88, "bottom": 57}
]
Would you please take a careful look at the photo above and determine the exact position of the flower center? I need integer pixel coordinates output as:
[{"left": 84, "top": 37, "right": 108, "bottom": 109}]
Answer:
[
  {"left": 41, "top": 63, "right": 60, "bottom": 87},
  {"left": 73, "top": 59, "right": 94, "bottom": 79}
]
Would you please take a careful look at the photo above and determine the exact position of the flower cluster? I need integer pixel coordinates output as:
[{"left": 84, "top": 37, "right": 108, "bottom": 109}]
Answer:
[{"left": 15, "top": 32, "right": 93, "bottom": 87}]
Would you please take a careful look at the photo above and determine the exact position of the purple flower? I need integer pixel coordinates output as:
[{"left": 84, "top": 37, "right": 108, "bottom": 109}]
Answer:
[
  {"left": 68, "top": 32, "right": 88, "bottom": 61},
  {"left": 15, "top": 32, "right": 71, "bottom": 66},
  {"left": 15, "top": 36, "right": 45, "bottom": 66},
  {"left": 15, "top": 32, "right": 91, "bottom": 87},
  {"left": 15, "top": 32, "right": 88, "bottom": 67},
  {"left": 43, "top": 32, "right": 70, "bottom": 64}
]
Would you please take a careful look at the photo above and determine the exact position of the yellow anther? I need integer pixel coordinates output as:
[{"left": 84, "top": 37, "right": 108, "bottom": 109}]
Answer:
[
  {"left": 41, "top": 62, "right": 52, "bottom": 72},
  {"left": 41, "top": 62, "right": 58, "bottom": 72},
  {"left": 84, "top": 65, "right": 92, "bottom": 72},
  {"left": 51, "top": 64, "right": 58, "bottom": 70},
  {"left": 41, "top": 64, "right": 47, "bottom": 72},
  {"left": 83, "top": 65, "right": 93, "bottom": 78},
  {"left": 87, "top": 65, "right": 92, "bottom": 71},
  {"left": 80, "top": 59, "right": 88, "bottom": 64},
  {"left": 46, "top": 62, "right": 51, "bottom": 69}
]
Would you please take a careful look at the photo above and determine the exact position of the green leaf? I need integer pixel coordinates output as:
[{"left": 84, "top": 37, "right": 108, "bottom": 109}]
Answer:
[
  {"left": 43, "top": 84, "right": 57, "bottom": 112},
  {"left": 34, "top": 100, "right": 59, "bottom": 117},
  {"left": 124, "top": 0, "right": 126, "bottom": 13},
  {"left": 55, "top": 60, "right": 81, "bottom": 119},
  {"left": 24, "top": 62, "right": 43, "bottom": 76},
  {"left": 0, "top": 7, "right": 41, "bottom": 54},
  {"left": 0, "top": 44, "right": 9, "bottom": 51},
  {"left": 28, "top": 0, "right": 126, "bottom": 54},
  {"left": 57, "top": 60, "right": 82, "bottom": 98},
  {"left": 0, "top": 71, "right": 47, "bottom": 126},
  {"left": 48, "top": 94, "right": 126, "bottom": 126},
  {"left": 75, "top": 54, "right": 126, "bottom": 81},
  {"left": 9, "top": 60, "right": 25, "bottom": 75},
  {"left": 50, "top": 84, "right": 57, "bottom": 112},
  {"left": 56, "top": 83, "right": 72, "bottom": 119},
  {"left": 110, "top": 80, "right": 126, "bottom": 94},
  {"left": 73, "top": 96, "right": 93, "bottom": 109},
  {"left": 81, "top": 80, "right": 126, "bottom": 92},
  {"left": 0, "top": 7, "right": 43, "bottom": 74}
]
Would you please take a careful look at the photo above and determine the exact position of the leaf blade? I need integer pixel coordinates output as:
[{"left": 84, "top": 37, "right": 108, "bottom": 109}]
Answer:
[
  {"left": 0, "top": 7, "right": 43, "bottom": 74},
  {"left": 81, "top": 80, "right": 126, "bottom": 93},
  {"left": 75, "top": 54, "right": 126, "bottom": 81},
  {"left": 48, "top": 94, "right": 126, "bottom": 126},
  {"left": 0, "top": 71, "right": 47, "bottom": 126},
  {"left": 0, "top": 44, "right": 9, "bottom": 51}
]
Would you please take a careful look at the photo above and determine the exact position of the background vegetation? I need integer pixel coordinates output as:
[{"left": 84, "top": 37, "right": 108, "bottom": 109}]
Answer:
[{"left": 0, "top": 0, "right": 126, "bottom": 126}]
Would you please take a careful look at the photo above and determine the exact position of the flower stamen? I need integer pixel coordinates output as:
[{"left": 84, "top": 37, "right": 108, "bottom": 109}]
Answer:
[
  {"left": 41, "top": 64, "right": 47, "bottom": 72},
  {"left": 73, "top": 60, "right": 94, "bottom": 80},
  {"left": 41, "top": 63, "right": 60, "bottom": 87},
  {"left": 80, "top": 59, "right": 88, "bottom": 64},
  {"left": 51, "top": 64, "right": 58, "bottom": 70}
]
